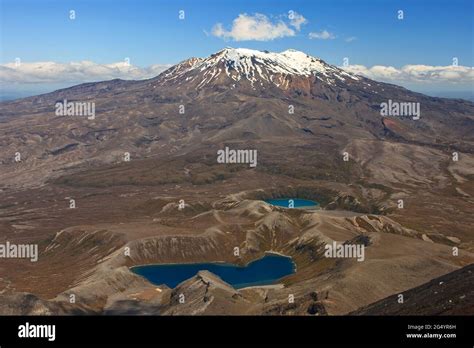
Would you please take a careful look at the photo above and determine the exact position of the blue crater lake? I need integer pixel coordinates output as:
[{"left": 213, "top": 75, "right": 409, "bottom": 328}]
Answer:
[
  {"left": 131, "top": 254, "right": 296, "bottom": 289},
  {"left": 265, "top": 198, "right": 319, "bottom": 209}
]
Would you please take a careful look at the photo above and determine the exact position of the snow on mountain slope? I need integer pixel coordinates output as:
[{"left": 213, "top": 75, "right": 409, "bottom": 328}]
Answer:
[{"left": 157, "top": 47, "right": 359, "bottom": 90}]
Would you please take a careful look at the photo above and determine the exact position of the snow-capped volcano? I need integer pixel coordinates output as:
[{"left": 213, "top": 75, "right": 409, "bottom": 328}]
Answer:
[{"left": 158, "top": 48, "right": 359, "bottom": 90}]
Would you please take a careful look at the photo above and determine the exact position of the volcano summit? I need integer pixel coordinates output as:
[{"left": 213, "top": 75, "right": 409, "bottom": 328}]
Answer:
[{"left": 159, "top": 47, "right": 359, "bottom": 89}]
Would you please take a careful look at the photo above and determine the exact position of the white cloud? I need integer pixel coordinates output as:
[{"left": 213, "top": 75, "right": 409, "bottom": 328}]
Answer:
[
  {"left": 0, "top": 60, "right": 171, "bottom": 84},
  {"left": 289, "top": 11, "right": 307, "bottom": 30},
  {"left": 341, "top": 64, "right": 474, "bottom": 84},
  {"left": 345, "top": 36, "right": 357, "bottom": 42},
  {"left": 309, "top": 30, "right": 336, "bottom": 40},
  {"left": 212, "top": 13, "right": 306, "bottom": 41},
  {"left": 2, "top": 60, "right": 471, "bottom": 87}
]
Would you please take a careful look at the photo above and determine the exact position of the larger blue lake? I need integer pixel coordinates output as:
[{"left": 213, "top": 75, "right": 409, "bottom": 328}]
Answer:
[
  {"left": 131, "top": 254, "right": 296, "bottom": 289},
  {"left": 265, "top": 198, "right": 319, "bottom": 209}
]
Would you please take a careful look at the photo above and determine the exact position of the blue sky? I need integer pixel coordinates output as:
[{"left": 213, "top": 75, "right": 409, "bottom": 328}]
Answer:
[{"left": 1, "top": 0, "right": 473, "bottom": 98}]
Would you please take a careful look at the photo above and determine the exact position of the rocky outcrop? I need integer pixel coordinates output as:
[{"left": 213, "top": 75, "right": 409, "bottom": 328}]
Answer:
[
  {"left": 351, "top": 264, "right": 474, "bottom": 315},
  {"left": 0, "top": 292, "right": 92, "bottom": 315},
  {"left": 162, "top": 271, "right": 251, "bottom": 315}
]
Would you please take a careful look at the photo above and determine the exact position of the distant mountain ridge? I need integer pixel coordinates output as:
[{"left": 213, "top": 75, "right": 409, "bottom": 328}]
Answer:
[{"left": 0, "top": 47, "right": 473, "bottom": 188}]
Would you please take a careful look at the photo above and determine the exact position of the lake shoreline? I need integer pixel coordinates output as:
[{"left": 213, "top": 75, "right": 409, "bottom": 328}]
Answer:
[
  {"left": 131, "top": 253, "right": 296, "bottom": 290},
  {"left": 130, "top": 250, "right": 294, "bottom": 269},
  {"left": 264, "top": 198, "right": 320, "bottom": 210}
]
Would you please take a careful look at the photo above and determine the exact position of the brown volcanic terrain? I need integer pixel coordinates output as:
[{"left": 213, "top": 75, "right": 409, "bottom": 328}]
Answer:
[
  {"left": 351, "top": 263, "right": 474, "bottom": 315},
  {"left": 0, "top": 48, "right": 473, "bottom": 315}
]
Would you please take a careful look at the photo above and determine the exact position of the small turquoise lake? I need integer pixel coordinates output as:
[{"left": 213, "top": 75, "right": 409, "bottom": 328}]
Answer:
[
  {"left": 131, "top": 254, "right": 296, "bottom": 289},
  {"left": 265, "top": 198, "right": 319, "bottom": 209}
]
